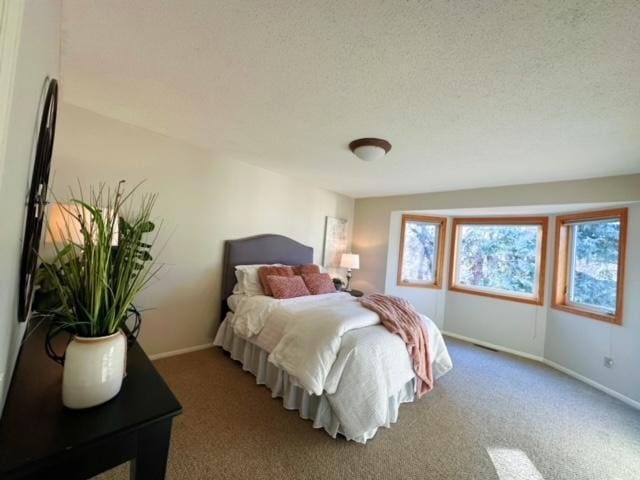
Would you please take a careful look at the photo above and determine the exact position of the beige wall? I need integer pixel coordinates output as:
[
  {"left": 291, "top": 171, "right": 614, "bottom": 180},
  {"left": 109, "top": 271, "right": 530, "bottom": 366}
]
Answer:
[
  {"left": 51, "top": 103, "right": 354, "bottom": 356},
  {"left": 0, "top": 0, "right": 61, "bottom": 410},
  {"left": 352, "top": 175, "right": 640, "bottom": 293}
]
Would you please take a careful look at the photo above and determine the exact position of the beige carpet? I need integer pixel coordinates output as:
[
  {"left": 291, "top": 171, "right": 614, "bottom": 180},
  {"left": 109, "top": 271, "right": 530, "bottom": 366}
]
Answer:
[{"left": 100, "top": 337, "right": 640, "bottom": 479}]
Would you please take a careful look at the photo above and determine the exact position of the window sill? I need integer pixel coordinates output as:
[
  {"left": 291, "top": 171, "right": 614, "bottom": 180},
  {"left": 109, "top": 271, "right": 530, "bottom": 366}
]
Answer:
[
  {"left": 397, "top": 280, "right": 442, "bottom": 290},
  {"left": 448, "top": 285, "right": 543, "bottom": 306},
  {"left": 551, "top": 303, "right": 621, "bottom": 325}
]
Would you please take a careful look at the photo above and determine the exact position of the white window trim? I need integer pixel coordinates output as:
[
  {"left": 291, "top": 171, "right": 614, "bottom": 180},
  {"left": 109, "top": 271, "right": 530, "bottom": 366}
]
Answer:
[{"left": 565, "top": 220, "right": 619, "bottom": 317}]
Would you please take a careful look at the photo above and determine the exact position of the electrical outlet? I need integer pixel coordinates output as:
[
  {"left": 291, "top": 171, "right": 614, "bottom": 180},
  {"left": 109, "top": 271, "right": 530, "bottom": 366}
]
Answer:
[{"left": 604, "top": 357, "right": 614, "bottom": 368}]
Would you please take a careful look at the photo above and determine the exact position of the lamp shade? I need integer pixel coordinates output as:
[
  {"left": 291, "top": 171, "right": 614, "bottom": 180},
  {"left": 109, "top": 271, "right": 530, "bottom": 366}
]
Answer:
[
  {"left": 352, "top": 145, "right": 386, "bottom": 162},
  {"left": 46, "top": 203, "right": 119, "bottom": 246},
  {"left": 46, "top": 203, "right": 83, "bottom": 244},
  {"left": 340, "top": 253, "right": 360, "bottom": 270}
]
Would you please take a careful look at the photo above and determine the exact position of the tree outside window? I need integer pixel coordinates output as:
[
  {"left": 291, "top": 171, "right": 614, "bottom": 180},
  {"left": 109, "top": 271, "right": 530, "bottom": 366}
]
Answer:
[
  {"left": 449, "top": 217, "right": 548, "bottom": 305},
  {"left": 397, "top": 215, "right": 447, "bottom": 288},
  {"left": 553, "top": 209, "right": 627, "bottom": 324}
]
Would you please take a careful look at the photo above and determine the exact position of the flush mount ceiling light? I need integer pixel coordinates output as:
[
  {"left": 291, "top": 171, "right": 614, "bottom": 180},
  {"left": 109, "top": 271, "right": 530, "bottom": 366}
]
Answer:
[{"left": 349, "top": 138, "right": 392, "bottom": 162}]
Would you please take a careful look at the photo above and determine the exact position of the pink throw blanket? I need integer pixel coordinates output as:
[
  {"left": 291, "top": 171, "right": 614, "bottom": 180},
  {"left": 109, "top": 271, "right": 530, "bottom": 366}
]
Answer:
[{"left": 359, "top": 293, "right": 433, "bottom": 398}]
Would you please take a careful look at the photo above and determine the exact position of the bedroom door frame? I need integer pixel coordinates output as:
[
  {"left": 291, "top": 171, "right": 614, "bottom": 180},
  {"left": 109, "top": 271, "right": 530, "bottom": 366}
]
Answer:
[{"left": 0, "top": 0, "right": 25, "bottom": 184}]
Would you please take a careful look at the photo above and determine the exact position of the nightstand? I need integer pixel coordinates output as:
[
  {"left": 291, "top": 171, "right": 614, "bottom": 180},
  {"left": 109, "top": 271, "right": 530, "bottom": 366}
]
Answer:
[{"left": 344, "top": 289, "right": 363, "bottom": 297}]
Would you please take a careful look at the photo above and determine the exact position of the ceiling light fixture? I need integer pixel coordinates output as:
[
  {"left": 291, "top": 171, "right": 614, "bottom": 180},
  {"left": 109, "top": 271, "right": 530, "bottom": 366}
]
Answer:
[{"left": 349, "top": 138, "right": 392, "bottom": 162}]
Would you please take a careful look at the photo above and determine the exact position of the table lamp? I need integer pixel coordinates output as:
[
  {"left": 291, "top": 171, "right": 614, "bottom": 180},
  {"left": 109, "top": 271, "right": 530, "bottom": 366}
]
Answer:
[{"left": 340, "top": 253, "right": 359, "bottom": 291}]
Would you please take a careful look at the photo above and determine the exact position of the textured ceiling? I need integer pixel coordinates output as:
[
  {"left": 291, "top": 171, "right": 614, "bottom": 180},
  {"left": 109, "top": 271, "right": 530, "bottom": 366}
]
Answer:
[{"left": 60, "top": 1, "right": 640, "bottom": 198}]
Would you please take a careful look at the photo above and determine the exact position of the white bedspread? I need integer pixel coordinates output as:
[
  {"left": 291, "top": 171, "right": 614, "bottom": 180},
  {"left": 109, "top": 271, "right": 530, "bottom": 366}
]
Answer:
[
  {"left": 268, "top": 296, "right": 381, "bottom": 395},
  {"left": 224, "top": 292, "right": 453, "bottom": 440}
]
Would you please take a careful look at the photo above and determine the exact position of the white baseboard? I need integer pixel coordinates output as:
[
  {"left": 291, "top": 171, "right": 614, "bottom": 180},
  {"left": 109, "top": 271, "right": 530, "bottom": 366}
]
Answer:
[
  {"left": 443, "top": 330, "right": 640, "bottom": 411},
  {"left": 443, "top": 331, "right": 544, "bottom": 362},
  {"left": 543, "top": 359, "right": 640, "bottom": 411},
  {"left": 149, "top": 342, "right": 214, "bottom": 360}
]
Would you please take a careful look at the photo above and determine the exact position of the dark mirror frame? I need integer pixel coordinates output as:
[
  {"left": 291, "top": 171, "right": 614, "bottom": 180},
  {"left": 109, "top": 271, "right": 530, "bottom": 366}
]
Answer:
[{"left": 18, "top": 78, "right": 58, "bottom": 323}]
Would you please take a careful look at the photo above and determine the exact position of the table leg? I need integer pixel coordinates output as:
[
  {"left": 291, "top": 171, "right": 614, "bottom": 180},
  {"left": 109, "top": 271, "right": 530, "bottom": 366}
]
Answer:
[{"left": 130, "top": 419, "right": 173, "bottom": 480}]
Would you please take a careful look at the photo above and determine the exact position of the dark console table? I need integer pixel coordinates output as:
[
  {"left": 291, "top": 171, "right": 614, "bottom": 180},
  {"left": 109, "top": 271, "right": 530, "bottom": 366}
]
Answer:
[{"left": 0, "top": 325, "right": 182, "bottom": 479}]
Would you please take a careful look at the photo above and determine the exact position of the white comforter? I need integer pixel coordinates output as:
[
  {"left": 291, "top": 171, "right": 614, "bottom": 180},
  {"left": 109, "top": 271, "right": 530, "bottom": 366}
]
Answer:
[
  {"left": 226, "top": 292, "right": 452, "bottom": 440},
  {"left": 269, "top": 295, "right": 381, "bottom": 395}
]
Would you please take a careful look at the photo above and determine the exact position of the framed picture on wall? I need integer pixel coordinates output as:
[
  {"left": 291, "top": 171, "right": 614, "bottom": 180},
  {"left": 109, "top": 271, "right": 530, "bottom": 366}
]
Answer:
[{"left": 322, "top": 216, "right": 348, "bottom": 268}]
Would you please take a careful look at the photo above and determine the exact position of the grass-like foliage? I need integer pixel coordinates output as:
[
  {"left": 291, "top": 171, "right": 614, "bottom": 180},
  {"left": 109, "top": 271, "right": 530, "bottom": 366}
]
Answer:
[{"left": 42, "top": 181, "right": 161, "bottom": 337}]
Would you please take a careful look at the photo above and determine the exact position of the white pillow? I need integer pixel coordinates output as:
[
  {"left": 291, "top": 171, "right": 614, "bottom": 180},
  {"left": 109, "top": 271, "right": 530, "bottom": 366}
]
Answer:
[
  {"left": 234, "top": 264, "right": 268, "bottom": 296},
  {"left": 232, "top": 270, "right": 245, "bottom": 294}
]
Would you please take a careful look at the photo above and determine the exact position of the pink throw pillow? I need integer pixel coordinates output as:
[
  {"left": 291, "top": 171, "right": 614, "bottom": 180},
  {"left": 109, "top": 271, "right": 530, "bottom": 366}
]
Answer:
[
  {"left": 267, "top": 275, "right": 310, "bottom": 299},
  {"left": 258, "top": 266, "right": 294, "bottom": 296},
  {"left": 292, "top": 264, "right": 320, "bottom": 276},
  {"left": 302, "top": 273, "right": 337, "bottom": 295}
]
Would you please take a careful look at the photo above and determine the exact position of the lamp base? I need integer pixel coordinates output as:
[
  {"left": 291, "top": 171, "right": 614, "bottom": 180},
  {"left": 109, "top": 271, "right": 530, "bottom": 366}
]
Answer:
[{"left": 345, "top": 270, "right": 352, "bottom": 292}]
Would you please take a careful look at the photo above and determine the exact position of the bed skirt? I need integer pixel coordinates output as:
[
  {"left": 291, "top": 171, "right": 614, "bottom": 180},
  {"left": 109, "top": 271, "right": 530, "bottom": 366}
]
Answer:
[{"left": 213, "top": 318, "right": 415, "bottom": 443}]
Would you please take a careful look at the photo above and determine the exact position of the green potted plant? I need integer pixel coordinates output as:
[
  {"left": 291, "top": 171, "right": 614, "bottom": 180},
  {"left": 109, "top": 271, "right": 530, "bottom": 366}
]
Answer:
[{"left": 40, "top": 181, "right": 161, "bottom": 409}]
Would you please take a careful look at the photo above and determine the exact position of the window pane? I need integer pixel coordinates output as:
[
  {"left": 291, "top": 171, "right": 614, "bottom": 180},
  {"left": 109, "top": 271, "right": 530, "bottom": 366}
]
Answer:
[
  {"left": 401, "top": 221, "right": 438, "bottom": 283},
  {"left": 569, "top": 220, "right": 620, "bottom": 311},
  {"left": 456, "top": 224, "right": 540, "bottom": 295}
]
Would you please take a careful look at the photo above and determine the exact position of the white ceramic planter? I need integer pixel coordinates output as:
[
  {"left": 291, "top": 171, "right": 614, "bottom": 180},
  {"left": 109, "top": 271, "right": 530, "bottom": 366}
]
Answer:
[{"left": 62, "top": 330, "right": 127, "bottom": 409}]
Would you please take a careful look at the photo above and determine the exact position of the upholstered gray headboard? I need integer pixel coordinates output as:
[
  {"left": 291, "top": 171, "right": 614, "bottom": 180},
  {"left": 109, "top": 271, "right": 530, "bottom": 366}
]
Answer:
[{"left": 220, "top": 234, "right": 314, "bottom": 317}]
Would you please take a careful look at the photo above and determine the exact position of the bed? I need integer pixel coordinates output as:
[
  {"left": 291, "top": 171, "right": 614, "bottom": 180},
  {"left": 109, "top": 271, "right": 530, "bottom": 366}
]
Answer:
[{"left": 213, "top": 234, "right": 452, "bottom": 443}]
